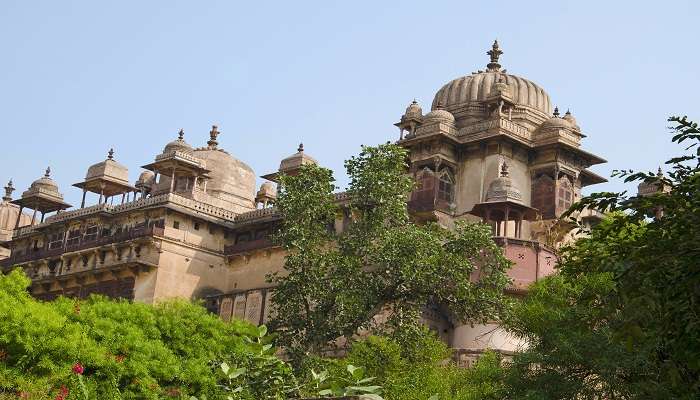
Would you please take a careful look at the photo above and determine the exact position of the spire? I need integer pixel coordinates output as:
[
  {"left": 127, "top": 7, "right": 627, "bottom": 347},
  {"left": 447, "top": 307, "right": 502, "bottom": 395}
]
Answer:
[
  {"left": 178, "top": 128, "right": 185, "bottom": 140},
  {"left": 3, "top": 179, "right": 14, "bottom": 201},
  {"left": 44, "top": 167, "right": 51, "bottom": 178},
  {"left": 657, "top": 166, "right": 663, "bottom": 178},
  {"left": 297, "top": 143, "right": 304, "bottom": 152},
  {"left": 553, "top": 106, "right": 560, "bottom": 117},
  {"left": 486, "top": 40, "right": 503, "bottom": 71},
  {"left": 565, "top": 109, "right": 571, "bottom": 117},
  {"left": 208, "top": 125, "right": 219, "bottom": 149},
  {"left": 500, "top": 161, "right": 510, "bottom": 177},
  {"left": 107, "top": 148, "right": 114, "bottom": 160}
]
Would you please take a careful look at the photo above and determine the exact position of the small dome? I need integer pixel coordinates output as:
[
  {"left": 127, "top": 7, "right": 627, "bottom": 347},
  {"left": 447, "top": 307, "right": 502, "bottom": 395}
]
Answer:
[
  {"left": 563, "top": 109, "right": 580, "bottom": 130},
  {"left": 85, "top": 149, "right": 129, "bottom": 184},
  {"left": 539, "top": 108, "right": 572, "bottom": 131},
  {"left": 28, "top": 167, "right": 60, "bottom": 195},
  {"left": 423, "top": 104, "right": 455, "bottom": 124},
  {"left": 22, "top": 167, "right": 65, "bottom": 202},
  {"left": 402, "top": 100, "right": 423, "bottom": 119},
  {"left": 486, "top": 163, "right": 523, "bottom": 203},
  {"left": 256, "top": 182, "right": 277, "bottom": 199},
  {"left": 135, "top": 170, "right": 155, "bottom": 188},
  {"left": 163, "top": 129, "right": 193, "bottom": 155},
  {"left": 279, "top": 143, "right": 318, "bottom": 172}
]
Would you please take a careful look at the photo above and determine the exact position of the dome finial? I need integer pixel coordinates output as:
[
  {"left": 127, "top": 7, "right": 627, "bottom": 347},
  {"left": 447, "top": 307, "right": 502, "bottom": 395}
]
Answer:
[
  {"left": 3, "top": 179, "right": 14, "bottom": 201},
  {"left": 208, "top": 125, "right": 220, "bottom": 149},
  {"left": 486, "top": 40, "right": 503, "bottom": 71},
  {"left": 657, "top": 166, "right": 663, "bottom": 177},
  {"left": 298, "top": 143, "right": 304, "bottom": 152},
  {"left": 178, "top": 128, "right": 185, "bottom": 140},
  {"left": 553, "top": 106, "right": 560, "bottom": 117},
  {"left": 107, "top": 148, "right": 114, "bottom": 160},
  {"left": 44, "top": 167, "right": 51, "bottom": 178}
]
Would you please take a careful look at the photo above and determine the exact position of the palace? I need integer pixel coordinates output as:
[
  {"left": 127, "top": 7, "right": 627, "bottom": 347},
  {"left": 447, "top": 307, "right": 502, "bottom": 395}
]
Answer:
[{"left": 0, "top": 42, "right": 606, "bottom": 364}]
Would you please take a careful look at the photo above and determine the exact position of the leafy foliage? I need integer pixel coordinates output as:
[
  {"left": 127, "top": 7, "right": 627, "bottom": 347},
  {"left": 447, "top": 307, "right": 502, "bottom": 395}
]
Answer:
[
  {"left": 269, "top": 143, "right": 512, "bottom": 356},
  {"left": 505, "top": 116, "right": 700, "bottom": 399},
  {"left": 302, "top": 328, "right": 506, "bottom": 400},
  {"left": 0, "top": 269, "right": 294, "bottom": 399}
]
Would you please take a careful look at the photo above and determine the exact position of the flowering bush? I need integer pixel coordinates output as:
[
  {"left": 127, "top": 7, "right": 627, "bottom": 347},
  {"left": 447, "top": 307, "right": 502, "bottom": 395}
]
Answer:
[{"left": 0, "top": 269, "right": 267, "bottom": 399}]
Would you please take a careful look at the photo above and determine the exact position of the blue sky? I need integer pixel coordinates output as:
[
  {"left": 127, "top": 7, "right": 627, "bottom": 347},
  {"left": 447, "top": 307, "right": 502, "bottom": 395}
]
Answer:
[{"left": 1, "top": 0, "right": 698, "bottom": 206}]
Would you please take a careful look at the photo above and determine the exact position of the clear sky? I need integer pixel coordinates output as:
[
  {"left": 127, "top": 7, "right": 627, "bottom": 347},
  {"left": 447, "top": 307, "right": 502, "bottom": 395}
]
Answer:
[{"left": 1, "top": 0, "right": 698, "bottom": 207}]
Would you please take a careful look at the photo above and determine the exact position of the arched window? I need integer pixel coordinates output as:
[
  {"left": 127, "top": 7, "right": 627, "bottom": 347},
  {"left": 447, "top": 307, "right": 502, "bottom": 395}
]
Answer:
[
  {"left": 557, "top": 176, "right": 574, "bottom": 213},
  {"left": 436, "top": 168, "right": 454, "bottom": 203}
]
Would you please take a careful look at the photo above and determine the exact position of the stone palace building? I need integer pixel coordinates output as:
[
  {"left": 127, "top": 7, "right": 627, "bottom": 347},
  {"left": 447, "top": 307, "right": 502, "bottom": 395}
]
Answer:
[{"left": 0, "top": 42, "right": 606, "bottom": 363}]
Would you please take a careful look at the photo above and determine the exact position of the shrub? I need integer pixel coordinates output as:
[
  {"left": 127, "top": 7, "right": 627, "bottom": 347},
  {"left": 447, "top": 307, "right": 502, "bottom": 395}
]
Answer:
[{"left": 0, "top": 269, "right": 286, "bottom": 399}]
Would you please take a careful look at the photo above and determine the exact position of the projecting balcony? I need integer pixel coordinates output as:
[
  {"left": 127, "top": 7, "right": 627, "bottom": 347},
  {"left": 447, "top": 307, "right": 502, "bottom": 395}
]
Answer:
[
  {"left": 224, "top": 237, "right": 276, "bottom": 256},
  {"left": 0, "top": 226, "right": 164, "bottom": 268},
  {"left": 407, "top": 196, "right": 454, "bottom": 214}
]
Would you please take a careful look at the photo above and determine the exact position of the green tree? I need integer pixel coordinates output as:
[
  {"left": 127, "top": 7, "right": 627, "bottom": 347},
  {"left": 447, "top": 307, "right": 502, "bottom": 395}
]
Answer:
[
  {"left": 269, "top": 143, "right": 512, "bottom": 357},
  {"left": 504, "top": 116, "right": 700, "bottom": 399}
]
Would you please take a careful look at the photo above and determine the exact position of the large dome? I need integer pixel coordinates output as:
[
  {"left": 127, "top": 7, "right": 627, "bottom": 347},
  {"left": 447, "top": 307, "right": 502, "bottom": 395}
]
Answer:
[
  {"left": 432, "top": 71, "right": 551, "bottom": 115},
  {"left": 431, "top": 41, "right": 552, "bottom": 116},
  {"left": 193, "top": 148, "right": 256, "bottom": 208}
]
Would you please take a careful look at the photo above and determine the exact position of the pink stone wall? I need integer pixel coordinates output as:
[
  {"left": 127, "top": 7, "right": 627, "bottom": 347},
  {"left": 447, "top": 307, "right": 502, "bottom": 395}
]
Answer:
[{"left": 499, "top": 239, "right": 558, "bottom": 290}]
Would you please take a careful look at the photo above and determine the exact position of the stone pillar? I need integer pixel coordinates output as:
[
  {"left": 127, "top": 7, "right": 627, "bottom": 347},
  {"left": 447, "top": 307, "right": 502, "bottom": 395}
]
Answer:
[
  {"left": 99, "top": 183, "right": 105, "bottom": 204},
  {"left": 504, "top": 207, "right": 510, "bottom": 238},
  {"left": 169, "top": 168, "right": 176, "bottom": 193},
  {"left": 14, "top": 205, "right": 24, "bottom": 229}
]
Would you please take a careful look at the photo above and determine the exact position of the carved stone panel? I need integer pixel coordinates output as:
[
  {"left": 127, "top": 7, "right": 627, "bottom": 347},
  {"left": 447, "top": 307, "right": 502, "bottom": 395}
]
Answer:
[
  {"left": 262, "top": 290, "right": 274, "bottom": 324},
  {"left": 244, "top": 291, "right": 263, "bottom": 326},
  {"left": 220, "top": 297, "right": 233, "bottom": 322},
  {"left": 233, "top": 295, "right": 246, "bottom": 320},
  {"left": 531, "top": 174, "right": 555, "bottom": 219}
]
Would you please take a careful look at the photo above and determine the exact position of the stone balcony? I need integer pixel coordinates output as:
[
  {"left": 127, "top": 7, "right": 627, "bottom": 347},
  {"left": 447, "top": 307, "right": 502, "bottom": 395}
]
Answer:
[
  {"left": 0, "top": 226, "right": 164, "bottom": 269},
  {"left": 224, "top": 237, "right": 277, "bottom": 256}
]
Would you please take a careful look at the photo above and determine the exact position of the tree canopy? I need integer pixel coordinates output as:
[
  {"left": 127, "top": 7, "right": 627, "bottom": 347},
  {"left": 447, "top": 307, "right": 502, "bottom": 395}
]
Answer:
[
  {"left": 268, "top": 143, "right": 512, "bottom": 356},
  {"left": 504, "top": 116, "right": 700, "bottom": 399}
]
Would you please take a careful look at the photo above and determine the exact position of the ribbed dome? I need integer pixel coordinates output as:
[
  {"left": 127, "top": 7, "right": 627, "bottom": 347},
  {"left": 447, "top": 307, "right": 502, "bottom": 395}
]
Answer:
[
  {"left": 27, "top": 168, "right": 60, "bottom": 196},
  {"left": 432, "top": 71, "right": 551, "bottom": 115},
  {"left": 431, "top": 41, "right": 551, "bottom": 116},
  {"left": 403, "top": 100, "right": 423, "bottom": 119},
  {"left": 163, "top": 129, "right": 193, "bottom": 155}
]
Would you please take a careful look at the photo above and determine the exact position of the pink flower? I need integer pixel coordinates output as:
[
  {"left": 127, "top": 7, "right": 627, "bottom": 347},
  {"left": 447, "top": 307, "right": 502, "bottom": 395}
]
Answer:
[{"left": 72, "top": 362, "right": 84, "bottom": 375}]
